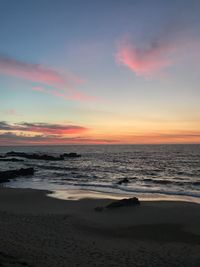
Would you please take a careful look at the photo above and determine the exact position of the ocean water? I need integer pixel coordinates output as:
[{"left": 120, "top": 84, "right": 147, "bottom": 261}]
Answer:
[{"left": 0, "top": 144, "right": 200, "bottom": 202}]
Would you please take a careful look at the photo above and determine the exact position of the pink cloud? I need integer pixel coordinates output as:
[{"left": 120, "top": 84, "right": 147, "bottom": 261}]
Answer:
[
  {"left": 116, "top": 37, "right": 174, "bottom": 78},
  {"left": 32, "top": 86, "right": 99, "bottom": 102},
  {"left": 0, "top": 132, "right": 116, "bottom": 145},
  {"left": 67, "top": 90, "right": 100, "bottom": 102},
  {"left": 0, "top": 55, "right": 96, "bottom": 102},
  {"left": 116, "top": 34, "right": 200, "bottom": 78},
  {"left": 0, "top": 121, "right": 88, "bottom": 135},
  {"left": 0, "top": 55, "right": 66, "bottom": 86}
]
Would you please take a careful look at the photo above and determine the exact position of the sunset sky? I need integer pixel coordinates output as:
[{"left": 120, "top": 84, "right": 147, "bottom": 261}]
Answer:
[{"left": 1, "top": 0, "right": 200, "bottom": 145}]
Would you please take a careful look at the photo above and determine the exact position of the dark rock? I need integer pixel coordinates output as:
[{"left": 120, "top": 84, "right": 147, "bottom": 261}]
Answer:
[
  {"left": 94, "top": 206, "right": 104, "bottom": 212},
  {"left": 0, "top": 158, "right": 24, "bottom": 162},
  {"left": 117, "top": 178, "right": 130, "bottom": 185},
  {"left": 5, "top": 151, "right": 81, "bottom": 160},
  {"left": 62, "top": 152, "right": 81, "bottom": 158},
  {"left": 0, "top": 168, "right": 34, "bottom": 183},
  {"left": 106, "top": 197, "right": 140, "bottom": 209},
  {"left": 143, "top": 178, "right": 172, "bottom": 185},
  {"left": 6, "top": 151, "right": 26, "bottom": 157},
  {"left": 192, "top": 181, "right": 200, "bottom": 186}
]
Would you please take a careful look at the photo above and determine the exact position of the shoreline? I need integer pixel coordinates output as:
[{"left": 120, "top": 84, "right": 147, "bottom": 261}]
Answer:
[
  {"left": 48, "top": 187, "right": 200, "bottom": 203},
  {"left": 1, "top": 187, "right": 200, "bottom": 228},
  {"left": 5, "top": 181, "right": 200, "bottom": 204}
]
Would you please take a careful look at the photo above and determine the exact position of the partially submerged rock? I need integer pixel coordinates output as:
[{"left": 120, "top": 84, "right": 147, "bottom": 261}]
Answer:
[
  {"left": 0, "top": 158, "right": 24, "bottom": 162},
  {"left": 106, "top": 197, "right": 140, "bottom": 209},
  {"left": 117, "top": 178, "right": 130, "bottom": 185},
  {"left": 62, "top": 153, "right": 81, "bottom": 158},
  {"left": 0, "top": 168, "right": 34, "bottom": 183},
  {"left": 6, "top": 151, "right": 27, "bottom": 157},
  {"left": 5, "top": 151, "right": 81, "bottom": 160}
]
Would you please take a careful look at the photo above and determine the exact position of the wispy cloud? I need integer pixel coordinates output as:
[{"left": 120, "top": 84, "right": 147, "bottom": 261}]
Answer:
[
  {"left": 0, "top": 121, "right": 199, "bottom": 144},
  {"left": 0, "top": 55, "right": 74, "bottom": 86},
  {"left": 0, "top": 132, "right": 116, "bottom": 145},
  {"left": 116, "top": 37, "right": 172, "bottom": 78},
  {"left": 32, "top": 86, "right": 98, "bottom": 102},
  {"left": 0, "top": 121, "right": 87, "bottom": 135},
  {"left": 0, "top": 122, "right": 117, "bottom": 145},
  {"left": 0, "top": 55, "right": 96, "bottom": 102},
  {"left": 116, "top": 31, "right": 200, "bottom": 78}
]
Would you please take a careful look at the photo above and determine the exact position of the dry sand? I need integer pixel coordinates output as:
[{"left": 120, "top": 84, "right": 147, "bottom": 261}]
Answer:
[{"left": 0, "top": 187, "right": 200, "bottom": 266}]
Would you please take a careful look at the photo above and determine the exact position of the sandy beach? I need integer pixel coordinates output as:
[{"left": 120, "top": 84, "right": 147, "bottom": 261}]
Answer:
[{"left": 0, "top": 187, "right": 199, "bottom": 266}]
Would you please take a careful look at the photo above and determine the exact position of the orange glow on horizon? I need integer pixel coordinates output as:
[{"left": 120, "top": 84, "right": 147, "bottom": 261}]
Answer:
[{"left": 0, "top": 129, "right": 200, "bottom": 145}]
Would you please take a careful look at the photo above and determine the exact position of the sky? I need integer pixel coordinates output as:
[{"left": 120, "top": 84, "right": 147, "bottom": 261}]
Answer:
[{"left": 0, "top": 0, "right": 200, "bottom": 145}]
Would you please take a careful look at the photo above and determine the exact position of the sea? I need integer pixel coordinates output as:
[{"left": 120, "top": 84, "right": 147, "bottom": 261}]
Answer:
[{"left": 0, "top": 144, "right": 200, "bottom": 203}]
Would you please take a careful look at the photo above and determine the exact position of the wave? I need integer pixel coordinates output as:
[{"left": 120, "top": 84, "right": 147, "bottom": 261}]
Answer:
[
  {"left": 142, "top": 178, "right": 200, "bottom": 187},
  {"left": 26, "top": 164, "right": 79, "bottom": 172},
  {"left": 67, "top": 182, "right": 200, "bottom": 199},
  {"left": 33, "top": 167, "right": 200, "bottom": 188}
]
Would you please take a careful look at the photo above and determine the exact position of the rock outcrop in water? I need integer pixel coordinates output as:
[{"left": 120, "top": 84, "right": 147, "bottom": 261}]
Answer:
[
  {"left": 5, "top": 151, "right": 81, "bottom": 160},
  {"left": 0, "top": 158, "right": 24, "bottom": 162},
  {"left": 117, "top": 178, "right": 130, "bottom": 185},
  {"left": 0, "top": 168, "right": 34, "bottom": 183},
  {"left": 62, "top": 153, "right": 81, "bottom": 158}
]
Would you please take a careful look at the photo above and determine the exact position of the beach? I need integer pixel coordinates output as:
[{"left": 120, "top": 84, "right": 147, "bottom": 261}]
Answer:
[
  {"left": 0, "top": 187, "right": 199, "bottom": 266},
  {"left": 1, "top": 0, "right": 200, "bottom": 265}
]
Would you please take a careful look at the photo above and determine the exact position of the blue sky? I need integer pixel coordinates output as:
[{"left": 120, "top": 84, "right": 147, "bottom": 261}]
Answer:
[{"left": 0, "top": 0, "right": 200, "bottom": 144}]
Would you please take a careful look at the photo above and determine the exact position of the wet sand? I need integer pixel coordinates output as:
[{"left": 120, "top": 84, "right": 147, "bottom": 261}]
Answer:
[{"left": 0, "top": 187, "right": 200, "bottom": 266}]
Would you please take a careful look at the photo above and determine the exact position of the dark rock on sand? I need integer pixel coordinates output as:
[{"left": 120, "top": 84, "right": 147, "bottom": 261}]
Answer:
[
  {"left": 0, "top": 168, "right": 34, "bottom": 183},
  {"left": 117, "top": 178, "right": 130, "bottom": 185},
  {"left": 95, "top": 197, "right": 140, "bottom": 211},
  {"left": 106, "top": 197, "right": 140, "bottom": 209}
]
